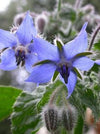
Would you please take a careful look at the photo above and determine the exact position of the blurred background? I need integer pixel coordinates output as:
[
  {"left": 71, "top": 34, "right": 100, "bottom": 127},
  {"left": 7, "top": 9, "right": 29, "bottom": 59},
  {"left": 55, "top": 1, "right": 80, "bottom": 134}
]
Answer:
[{"left": 0, "top": 0, "right": 100, "bottom": 133}]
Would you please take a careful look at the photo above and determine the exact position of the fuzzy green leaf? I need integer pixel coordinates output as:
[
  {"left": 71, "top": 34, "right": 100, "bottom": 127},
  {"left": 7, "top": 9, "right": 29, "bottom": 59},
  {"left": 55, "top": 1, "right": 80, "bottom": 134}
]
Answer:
[
  {"left": 78, "top": 88, "right": 100, "bottom": 119},
  {"left": 11, "top": 87, "right": 44, "bottom": 134}
]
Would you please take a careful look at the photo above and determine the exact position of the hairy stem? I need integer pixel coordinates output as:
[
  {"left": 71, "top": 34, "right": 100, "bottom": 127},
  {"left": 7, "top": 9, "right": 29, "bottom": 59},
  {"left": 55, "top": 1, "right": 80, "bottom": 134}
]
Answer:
[
  {"left": 49, "top": 85, "right": 63, "bottom": 105},
  {"left": 88, "top": 25, "right": 100, "bottom": 51}
]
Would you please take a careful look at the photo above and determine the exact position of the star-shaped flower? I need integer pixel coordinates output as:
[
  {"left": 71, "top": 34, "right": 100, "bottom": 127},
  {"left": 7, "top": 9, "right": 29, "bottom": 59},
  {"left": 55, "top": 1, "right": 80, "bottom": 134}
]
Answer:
[
  {"left": 26, "top": 23, "right": 95, "bottom": 98},
  {"left": 0, "top": 11, "right": 38, "bottom": 72}
]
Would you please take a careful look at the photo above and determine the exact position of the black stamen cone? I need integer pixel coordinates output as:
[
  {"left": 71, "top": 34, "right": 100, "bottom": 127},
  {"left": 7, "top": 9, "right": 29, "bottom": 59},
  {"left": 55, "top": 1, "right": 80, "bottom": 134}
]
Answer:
[
  {"left": 15, "top": 50, "right": 25, "bottom": 66},
  {"left": 60, "top": 65, "right": 69, "bottom": 84}
]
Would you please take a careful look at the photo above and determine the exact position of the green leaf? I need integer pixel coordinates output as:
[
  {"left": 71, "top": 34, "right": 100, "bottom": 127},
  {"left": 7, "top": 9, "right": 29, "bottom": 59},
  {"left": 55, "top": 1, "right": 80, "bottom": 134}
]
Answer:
[
  {"left": 52, "top": 70, "right": 59, "bottom": 82},
  {"left": 0, "top": 86, "right": 21, "bottom": 121},
  {"left": 74, "top": 115, "right": 84, "bottom": 134},
  {"left": 69, "top": 92, "right": 86, "bottom": 118},
  {"left": 78, "top": 88, "right": 100, "bottom": 119},
  {"left": 33, "top": 60, "right": 52, "bottom": 67},
  {"left": 11, "top": 88, "right": 44, "bottom": 134}
]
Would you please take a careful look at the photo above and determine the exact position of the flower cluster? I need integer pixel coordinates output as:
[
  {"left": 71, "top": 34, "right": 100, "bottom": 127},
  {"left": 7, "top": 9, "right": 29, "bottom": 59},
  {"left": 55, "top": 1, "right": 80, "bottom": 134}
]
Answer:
[{"left": 0, "top": 11, "right": 99, "bottom": 98}]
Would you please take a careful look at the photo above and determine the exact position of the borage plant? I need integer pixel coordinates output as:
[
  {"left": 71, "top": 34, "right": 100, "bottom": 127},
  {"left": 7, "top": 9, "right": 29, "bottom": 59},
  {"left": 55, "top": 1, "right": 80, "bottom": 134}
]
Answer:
[{"left": 0, "top": 0, "right": 100, "bottom": 134}]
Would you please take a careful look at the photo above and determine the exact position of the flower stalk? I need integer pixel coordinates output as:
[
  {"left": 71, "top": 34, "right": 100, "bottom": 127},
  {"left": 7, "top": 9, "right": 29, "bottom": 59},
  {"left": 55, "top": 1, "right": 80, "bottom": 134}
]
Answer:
[
  {"left": 49, "top": 85, "right": 63, "bottom": 105},
  {"left": 88, "top": 25, "right": 100, "bottom": 51}
]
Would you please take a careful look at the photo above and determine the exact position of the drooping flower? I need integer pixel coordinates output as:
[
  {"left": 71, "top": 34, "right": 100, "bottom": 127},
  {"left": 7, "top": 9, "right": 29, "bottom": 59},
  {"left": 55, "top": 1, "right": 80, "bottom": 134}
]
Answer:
[
  {"left": 0, "top": 11, "right": 38, "bottom": 72},
  {"left": 26, "top": 22, "right": 95, "bottom": 98}
]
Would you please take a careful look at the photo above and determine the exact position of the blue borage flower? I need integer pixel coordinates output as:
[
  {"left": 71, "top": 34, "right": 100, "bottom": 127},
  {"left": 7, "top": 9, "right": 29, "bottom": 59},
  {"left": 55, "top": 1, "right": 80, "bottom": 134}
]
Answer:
[
  {"left": 26, "top": 22, "right": 95, "bottom": 98},
  {"left": 0, "top": 11, "right": 38, "bottom": 72}
]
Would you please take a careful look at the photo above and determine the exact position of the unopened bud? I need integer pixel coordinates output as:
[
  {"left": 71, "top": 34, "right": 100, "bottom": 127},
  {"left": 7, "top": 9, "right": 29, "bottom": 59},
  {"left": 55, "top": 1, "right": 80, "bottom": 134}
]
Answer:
[
  {"left": 43, "top": 105, "right": 58, "bottom": 132},
  {"left": 95, "top": 119, "right": 100, "bottom": 134},
  {"left": 85, "top": 108, "right": 94, "bottom": 126},
  {"left": 35, "top": 13, "right": 48, "bottom": 34},
  {"left": 81, "top": 4, "right": 94, "bottom": 14},
  {"left": 14, "top": 13, "right": 25, "bottom": 26},
  {"left": 62, "top": 105, "right": 76, "bottom": 131}
]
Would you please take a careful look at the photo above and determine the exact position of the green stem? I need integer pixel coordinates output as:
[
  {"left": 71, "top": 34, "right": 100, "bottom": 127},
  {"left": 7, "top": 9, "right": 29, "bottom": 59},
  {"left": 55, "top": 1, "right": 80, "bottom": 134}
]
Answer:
[
  {"left": 57, "top": 0, "right": 62, "bottom": 12},
  {"left": 62, "top": 91, "right": 68, "bottom": 106},
  {"left": 57, "top": 0, "right": 62, "bottom": 19},
  {"left": 49, "top": 85, "right": 63, "bottom": 105}
]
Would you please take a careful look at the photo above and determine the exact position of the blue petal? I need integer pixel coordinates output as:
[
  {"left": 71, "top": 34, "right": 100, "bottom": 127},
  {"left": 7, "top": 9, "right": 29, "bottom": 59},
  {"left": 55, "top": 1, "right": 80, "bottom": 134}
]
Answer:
[
  {"left": 64, "top": 22, "right": 88, "bottom": 59},
  {"left": 28, "top": 43, "right": 34, "bottom": 53},
  {"left": 33, "top": 37, "right": 59, "bottom": 61},
  {"left": 81, "top": 22, "right": 88, "bottom": 30},
  {"left": 73, "top": 57, "right": 94, "bottom": 71},
  {"left": 25, "top": 53, "right": 38, "bottom": 73},
  {"left": 66, "top": 71, "right": 77, "bottom": 98},
  {"left": 26, "top": 63, "right": 56, "bottom": 84},
  {"left": 0, "top": 29, "right": 17, "bottom": 49},
  {"left": 16, "top": 11, "right": 37, "bottom": 45},
  {"left": 0, "top": 48, "right": 17, "bottom": 70},
  {"left": 60, "top": 71, "right": 77, "bottom": 98},
  {"left": 95, "top": 60, "right": 100, "bottom": 65}
]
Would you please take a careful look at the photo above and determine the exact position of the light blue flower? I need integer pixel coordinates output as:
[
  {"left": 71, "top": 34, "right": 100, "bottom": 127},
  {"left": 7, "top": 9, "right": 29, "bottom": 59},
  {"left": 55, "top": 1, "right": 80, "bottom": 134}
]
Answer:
[
  {"left": 26, "top": 23, "right": 95, "bottom": 98},
  {"left": 0, "top": 11, "right": 38, "bottom": 72}
]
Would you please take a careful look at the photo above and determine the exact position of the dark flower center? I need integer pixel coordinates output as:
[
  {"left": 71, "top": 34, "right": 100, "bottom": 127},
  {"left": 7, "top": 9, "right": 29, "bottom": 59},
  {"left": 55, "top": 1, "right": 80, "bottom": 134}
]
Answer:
[
  {"left": 15, "top": 46, "right": 27, "bottom": 66},
  {"left": 57, "top": 64, "right": 69, "bottom": 84}
]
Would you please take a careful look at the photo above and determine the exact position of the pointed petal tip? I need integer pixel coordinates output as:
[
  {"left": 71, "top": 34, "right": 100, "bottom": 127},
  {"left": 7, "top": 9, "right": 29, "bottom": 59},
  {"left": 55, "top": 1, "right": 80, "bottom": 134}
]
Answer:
[
  {"left": 25, "top": 10, "right": 30, "bottom": 16},
  {"left": 24, "top": 10, "right": 32, "bottom": 20},
  {"left": 26, "top": 10, "right": 30, "bottom": 13},
  {"left": 95, "top": 60, "right": 100, "bottom": 65},
  {"left": 16, "top": 9, "right": 37, "bottom": 44},
  {"left": 66, "top": 94, "right": 71, "bottom": 99},
  {"left": 81, "top": 22, "right": 88, "bottom": 30}
]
